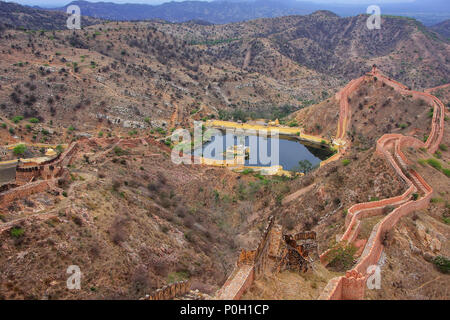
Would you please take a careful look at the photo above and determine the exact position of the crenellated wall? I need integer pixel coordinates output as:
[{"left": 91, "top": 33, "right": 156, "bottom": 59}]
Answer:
[
  {"left": 215, "top": 215, "right": 280, "bottom": 300},
  {"left": 145, "top": 280, "right": 191, "bottom": 300},
  {"left": 0, "top": 180, "right": 52, "bottom": 206},
  {"left": 15, "top": 166, "right": 41, "bottom": 185},
  {"left": 0, "top": 142, "right": 78, "bottom": 207},
  {"left": 318, "top": 67, "right": 444, "bottom": 300}
]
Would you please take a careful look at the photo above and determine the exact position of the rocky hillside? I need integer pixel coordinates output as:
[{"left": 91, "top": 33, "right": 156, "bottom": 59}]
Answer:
[
  {"left": 0, "top": 12, "right": 448, "bottom": 144},
  {"left": 1, "top": 70, "right": 447, "bottom": 300},
  {"left": 430, "top": 19, "right": 450, "bottom": 39},
  {"left": 0, "top": 136, "right": 295, "bottom": 299},
  {"left": 0, "top": 1, "right": 102, "bottom": 31}
]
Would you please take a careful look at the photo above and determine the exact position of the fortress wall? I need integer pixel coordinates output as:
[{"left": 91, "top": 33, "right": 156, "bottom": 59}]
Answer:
[
  {"left": 0, "top": 180, "right": 50, "bottom": 206},
  {"left": 216, "top": 216, "right": 278, "bottom": 300},
  {"left": 54, "top": 142, "right": 78, "bottom": 167},
  {"left": 318, "top": 276, "right": 343, "bottom": 300},
  {"left": 346, "top": 220, "right": 361, "bottom": 243},
  {"left": 426, "top": 97, "right": 445, "bottom": 153},
  {"left": 13, "top": 142, "right": 78, "bottom": 186},
  {"left": 320, "top": 159, "right": 433, "bottom": 299},
  {"left": 354, "top": 193, "right": 431, "bottom": 275},
  {"left": 340, "top": 270, "right": 366, "bottom": 300},
  {"left": 268, "top": 224, "right": 283, "bottom": 257},
  {"left": 1, "top": 143, "right": 78, "bottom": 207},
  {"left": 321, "top": 184, "right": 414, "bottom": 265},
  {"left": 146, "top": 280, "right": 191, "bottom": 300},
  {"left": 318, "top": 68, "right": 443, "bottom": 300},
  {"left": 15, "top": 167, "right": 41, "bottom": 185},
  {"left": 233, "top": 267, "right": 255, "bottom": 300},
  {"left": 376, "top": 74, "right": 444, "bottom": 153}
]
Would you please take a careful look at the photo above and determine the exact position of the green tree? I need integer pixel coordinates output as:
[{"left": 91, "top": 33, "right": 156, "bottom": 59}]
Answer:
[
  {"left": 294, "top": 159, "right": 313, "bottom": 174},
  {"left": 13, "top": 144, "right": 27, "bottom": 156}
]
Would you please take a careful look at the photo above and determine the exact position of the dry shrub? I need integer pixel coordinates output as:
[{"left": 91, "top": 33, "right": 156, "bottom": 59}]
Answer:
[
  {"left": 72, "top": 215, "right": 83, "bottom": 226},
  {"left": 147, "top": 182, "right": 159, "bottom": 192},
  {"left": 157, "top": 171, "right": 167, "bottom": 184},
  {"left": 382, "top": 229, "right": 395, "bottom": 247},
  {"left": 282, "top": 214, "right": 296, "bottom": 231},
  {"left": 89, "top": 243, "right": 101, "bottom": 259},
  {"left": 110, "top": 215, "right": 129, "bottom": 245},
  {"left": 183, "top": 215, "right": 195, "bottom": 228},
  {"left": 175, "top": 205, "right": 187, "bottom": 218},
  {"left": 190, "top": 280, "right": 215, "bottom": 295},
  {"left": 57, "top": 176, "right": 71, "bottom": 189},
  {"left": 112, "top": 179, "right": 122, "bottom": 191},
  {"left": 130, "top": 265, "right": 152, "bottom": 295}
]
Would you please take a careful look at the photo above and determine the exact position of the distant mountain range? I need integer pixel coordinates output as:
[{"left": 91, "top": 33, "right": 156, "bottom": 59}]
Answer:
[
  {"left": 39, "top": 0, "right": 450, "bottom": 26},
  {"left": 430, "top": 19, "right": 450, "bottom": 39},
  {"left": 0, "top": 1, "right": 102, "bottom": 30}
]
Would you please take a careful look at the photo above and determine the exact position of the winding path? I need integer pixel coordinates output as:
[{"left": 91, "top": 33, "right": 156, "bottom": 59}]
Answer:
[{"left": 318, "top": 66, "right": 446, "bottom": 300}]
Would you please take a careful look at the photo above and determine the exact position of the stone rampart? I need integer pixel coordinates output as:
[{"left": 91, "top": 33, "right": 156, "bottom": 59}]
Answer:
[
  {"left": 318, "top": 67, "right": 444, "bottom": 300},
  {"left": 215, "top": 216, "right": 278, "bottom": 300},
  {"left": 146, "top": 280, "right": 191, "bottom": 300}
]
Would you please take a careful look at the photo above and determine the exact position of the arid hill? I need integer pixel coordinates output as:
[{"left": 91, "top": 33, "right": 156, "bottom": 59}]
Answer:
[
  {"left": 0, "top": 69, "right": 448, "bottom": 300},
  {"left": 0, "top": 12, "right": 448, "bottom": 145},
  {"left": 430, "top": 19, "right": 450, "bottom": 39},
  {"left": 0, "top": 6, "right": 448, "bottom": 301},
  {"left": 0, "top": 2, "right": 102, "bottom": 31}
]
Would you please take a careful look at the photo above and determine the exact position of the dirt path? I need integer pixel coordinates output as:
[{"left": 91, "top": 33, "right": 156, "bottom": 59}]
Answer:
[
  {"left": 170, "top": 103, "right": 179, "bottom": 128},
  {"left": 425, "top": 83, "right": 450, "bottom": 94},
  {"left": 282, "top": 183, "right": 315, "bottom": 205}
]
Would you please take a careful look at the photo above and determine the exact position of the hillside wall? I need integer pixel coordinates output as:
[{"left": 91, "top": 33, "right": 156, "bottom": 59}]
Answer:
[
  {"left": 215, "top": 216, "right": 279, "bottom": 300},
  {"left": 0, "top": 180, "right": 51, "bottom": 206},
  {"left": 145, "top": 280, "right": 191, "bottom": 300},
  {"left": 318, "top": 67, "right": 443, "bottom": 300}
]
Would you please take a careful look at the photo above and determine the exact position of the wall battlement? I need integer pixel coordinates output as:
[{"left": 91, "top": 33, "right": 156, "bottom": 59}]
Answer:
[
  {"left": 0, "top": 142, "right": 79, "bottom": 207},
  {"left": 318, "top": 67, "right": 444, "bottom": 300},
  {"left": 215, "top": 215, "right": 281, "bottom": 300},
  {"left": 144, "top": 280, "right": 191, "bottom": 300}
]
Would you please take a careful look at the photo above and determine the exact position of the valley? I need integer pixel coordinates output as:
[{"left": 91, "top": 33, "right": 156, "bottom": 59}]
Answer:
[{"left": 0, "top": 2, "right": 448, "bottom": 302}]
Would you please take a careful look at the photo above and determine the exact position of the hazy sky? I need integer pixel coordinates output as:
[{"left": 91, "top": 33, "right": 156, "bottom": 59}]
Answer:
[{"left": 7, "top": 0, "right": 418, "bottom": 7}]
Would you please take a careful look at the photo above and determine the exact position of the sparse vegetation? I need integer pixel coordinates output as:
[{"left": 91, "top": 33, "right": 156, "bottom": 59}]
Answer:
[
  {"left": 327, "top": 243, "right": 357, "bottom": 271},
  {"left": 11, "top": 115, "right": 24, "bottom": 123},
  {"left": 10, "top": 227, "right": 24, "bottom": 238},
  {"left": 13, "top": 144, "right": 27, "bottom": 156},
  {"left": 432, "top": 256, "right": 450, "bottom": 274},
  {"left": 426, "top": 158, "right": 442, "bottom": 170}
]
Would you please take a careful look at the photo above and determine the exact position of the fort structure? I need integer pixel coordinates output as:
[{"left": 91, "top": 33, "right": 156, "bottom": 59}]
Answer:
[
  {"left": 0, "top": 65, "right": 446, "bottom": 300},
  {"left": 317, "top": 66, "right": 444, "bottom": 300},
  {"left": 0, "top": 142, "right": 78, "bottom": 207},
  {"left": 0, "top": 136, "right": 172, "bottom": 212},
  {"left": 215, "top": 216, "right": 317, "bottom": 299}
]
